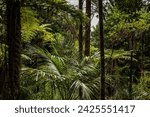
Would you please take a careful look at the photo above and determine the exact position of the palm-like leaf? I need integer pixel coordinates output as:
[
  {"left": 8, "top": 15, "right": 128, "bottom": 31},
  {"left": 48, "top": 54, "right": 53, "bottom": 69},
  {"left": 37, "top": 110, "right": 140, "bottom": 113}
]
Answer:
[{"left": 21, "top": 44, "right": 67, "bottom": 99}]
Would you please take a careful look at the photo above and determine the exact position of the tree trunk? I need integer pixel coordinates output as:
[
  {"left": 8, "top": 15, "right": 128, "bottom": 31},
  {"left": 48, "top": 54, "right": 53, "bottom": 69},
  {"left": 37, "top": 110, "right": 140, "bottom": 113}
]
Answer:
[
  {"left": 98, "top": 0, "right": 105, "bottom": 100},
  {"left": 129, "top": 35, "right": 133, "bottom": 100},
  {"left": 129, "top": 50, "right": 133, "bottom": 100},
  {"left": 141, "top": 33, "right": 144, "bottom": 78},
  {"left": 79, "top": 0, "right": 83, "bottom": 99},
  {"left": 84, "top": 0, "right": 91, "bottom": 56},
  {"left": 79, "top": 0, "right": 83, "bottom": 60},
  {"left": 1, "top": 0, "right": 21, "bottom": 99}
]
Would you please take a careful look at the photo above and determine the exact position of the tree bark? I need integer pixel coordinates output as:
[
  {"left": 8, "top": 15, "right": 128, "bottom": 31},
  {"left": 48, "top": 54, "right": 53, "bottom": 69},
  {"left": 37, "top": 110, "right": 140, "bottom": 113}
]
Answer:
[
  {"left": 141, "top": 33, "right": 144, "bottom": 78},
  {"left": 1, "top": 0, "right": 21, "bottom": 99},
  {"left": 84, "top": 0, "right": 91, "bottom": 56},
  {"left": 79, "top": 0, "right": 83, "bottom": 60},
  {"left": 79, "top": 0, "right": 83, "bottom": 99},
  {"left": 129, "top": 35, "right": 133, "bottom": 100},
  {"left": 98, "top": 0, "right": 105, "bottom": 100},
  {"left": 129, "top": 50, "right": 133, "bottom": 100}
]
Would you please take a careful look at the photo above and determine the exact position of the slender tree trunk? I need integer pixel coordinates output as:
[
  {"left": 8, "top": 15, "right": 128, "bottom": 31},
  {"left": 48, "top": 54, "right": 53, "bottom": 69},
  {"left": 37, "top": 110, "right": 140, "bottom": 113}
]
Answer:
[
  {"left": 98, "top": 0, "right": 105, "bottom": 100},
  {"left": 79, "top": 0, "right": 83, "bottom": 99},
  {"left": 141, "top": 33, "right": 144, "bottom": 78},
  {"left": 79, "top": 0, "right": 83, "bottom": 60},
  {"left": 129, "top": 50, "right": 133, "bottom": 99},
  {"left": 84, "top": 0, "right": 91, "bottom": 56},
  {"left": 2, "top": 0, "right": 21, "bottom": 99},
  {"left": 129, "top": 36, "right": 133, "bottom": 100}
]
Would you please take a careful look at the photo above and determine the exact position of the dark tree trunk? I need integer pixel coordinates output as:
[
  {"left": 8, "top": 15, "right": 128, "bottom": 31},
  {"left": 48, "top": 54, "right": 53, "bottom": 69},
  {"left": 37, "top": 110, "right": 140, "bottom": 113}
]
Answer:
[
  {"left": 79, "top": 0, "right": 83, "bottom": 60},
  {"left": 84, "top": 0, "right": 91, "bottom": 56},
  {"left": 129, "top": 36, "right": 133, "bottom": 100},
  {"left": 79, "top": 0, "right": 83, "bottom": 99},
  {"left": 1, "top": 0, "right": 21, "bottom": 99},
  {"left": 141, "top": 33, "right": 144, "bottom": 78},
  {"left": 98, "top": 0, "right": 105, "bottom": 100},
  {"left": 129, "top": 50, "right": 133, "bottom": 100}
]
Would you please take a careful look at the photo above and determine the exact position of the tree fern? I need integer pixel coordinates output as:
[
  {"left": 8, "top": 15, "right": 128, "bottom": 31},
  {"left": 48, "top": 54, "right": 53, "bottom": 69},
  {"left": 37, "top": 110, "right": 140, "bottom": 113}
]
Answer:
[
  {"left": 21, "top": 7, "right": 39, "bottom": 41},
  {"left": 21, "top": 7, "right": 54, "bottom": 42},
  {"left": 105, "top": 49, "right": 137, "bottom": 61}
]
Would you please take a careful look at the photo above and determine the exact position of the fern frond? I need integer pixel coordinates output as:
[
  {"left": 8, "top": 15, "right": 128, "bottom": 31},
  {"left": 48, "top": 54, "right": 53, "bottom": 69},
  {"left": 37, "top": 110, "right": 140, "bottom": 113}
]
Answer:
[
  {"left": 21, "top": 7, "right": 54, "bottom": 42},
  {"left": 105, "top": 49, "right": 137, "bottom": 61}
]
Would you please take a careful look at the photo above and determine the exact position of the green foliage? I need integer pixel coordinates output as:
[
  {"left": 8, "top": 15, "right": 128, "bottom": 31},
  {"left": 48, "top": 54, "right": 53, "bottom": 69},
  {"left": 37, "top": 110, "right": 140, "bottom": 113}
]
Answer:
[
  {"left": 133, "top": 72, "right": 150, "bottom": 99},
  {"left": 21, "top": 7, "right": 40, "bottom": 41},
  {"left": 21, "top": 44, "right": 67, "bottom": 99},
  {"left": 92, "top": 7, "right": 150, "bottom": 48},
  {"left": 115, "top": 0, "right": 143, "bottom": 13},
  {"left": 105, "top": 49, "right": 132, "bottom": 60},
  {"left": 21, "top": 43, "right": 100, "bottom": 99},
  {"left": 1, "top": 0, "right": 150, "bottom": 100},
  {"left": 0, "top": 44, "right": 6, "bottom": 65},
  {"left": 21, "top": 7, "right": 54, "bottom": 42},
  {"left": 92, "top": 5, "right": 150, "bottom": 99}
]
